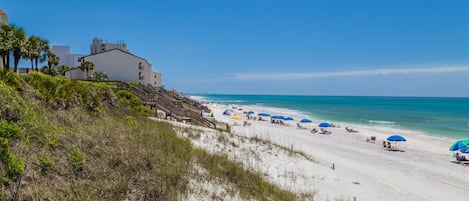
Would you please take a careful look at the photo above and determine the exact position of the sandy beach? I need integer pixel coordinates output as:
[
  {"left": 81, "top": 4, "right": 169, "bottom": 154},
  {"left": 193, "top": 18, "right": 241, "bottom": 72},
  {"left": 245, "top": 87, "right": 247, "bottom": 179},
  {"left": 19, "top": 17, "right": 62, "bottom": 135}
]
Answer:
[{"left": 173, "top": 102, "right": 469, "bottom": 201}]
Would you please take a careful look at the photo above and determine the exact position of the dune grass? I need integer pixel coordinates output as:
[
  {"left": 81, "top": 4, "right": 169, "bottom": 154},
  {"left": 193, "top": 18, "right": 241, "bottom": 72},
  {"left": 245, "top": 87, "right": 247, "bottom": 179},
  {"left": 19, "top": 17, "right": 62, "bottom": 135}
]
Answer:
[{"left": 0, "top": 72, "right": 302, "bottom": 200}]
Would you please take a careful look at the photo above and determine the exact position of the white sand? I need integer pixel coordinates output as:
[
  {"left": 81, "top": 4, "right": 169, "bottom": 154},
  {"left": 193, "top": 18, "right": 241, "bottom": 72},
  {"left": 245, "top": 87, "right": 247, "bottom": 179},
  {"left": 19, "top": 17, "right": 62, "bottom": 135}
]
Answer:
[{"left": 151, "top": 102, "right": 469, "bottom": 201}]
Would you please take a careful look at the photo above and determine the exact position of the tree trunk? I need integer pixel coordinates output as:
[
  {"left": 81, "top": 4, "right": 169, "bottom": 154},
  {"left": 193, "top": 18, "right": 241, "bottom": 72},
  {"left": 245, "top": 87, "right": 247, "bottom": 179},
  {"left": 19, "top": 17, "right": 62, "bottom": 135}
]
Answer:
[
  {"left": 13, "top": 52, "right": 20, "bottom": 73},
  {"left": 6, "top": 53, "right": 10, "bottom": 71},
  {"left": 2, "top": 55, "right": 7, "bottom": 71},
  {"left": 34, "top": 57, "right": 38, "bottom": 71}
]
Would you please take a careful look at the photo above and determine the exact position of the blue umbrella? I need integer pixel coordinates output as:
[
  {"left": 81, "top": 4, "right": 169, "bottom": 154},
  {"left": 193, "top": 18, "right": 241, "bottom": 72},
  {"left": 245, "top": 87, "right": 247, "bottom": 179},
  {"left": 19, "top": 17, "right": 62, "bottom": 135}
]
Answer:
[
  {"left": 318, "top": 122, "right": 331, "bottom": 127},
  {"left": 449, "top": 139, "right": 469, "bottom": 151},
  {"left": 258, "top": 113, "right": 271, "bottom": 117},
  {"left": 271, "top": 115, "right": 285, "bottom": 120},
  {"left": 247, "top": 111, "right": 255, "bottom": 115},
  {"left": 387, "top": 135, "right": 406, "bottom": 142},
  {"left": 284, "top": 117, "right": 294, "bottom": 121},
  {"left": 461, "top": 146, "right": 469, "bottom": 154},
  {"left": 300, "top": 119, "right": 313, "bottom": 123},
  {"left": 223, "top": 110, "right": 231, "bottom": 115}
]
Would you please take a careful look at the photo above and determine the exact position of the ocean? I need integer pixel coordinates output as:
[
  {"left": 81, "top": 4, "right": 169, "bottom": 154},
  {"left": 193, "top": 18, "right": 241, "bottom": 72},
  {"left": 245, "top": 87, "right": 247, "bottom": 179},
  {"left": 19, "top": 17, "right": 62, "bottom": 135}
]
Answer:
[{"left": 201, "top": 94, "right": 469, "bottom": 139}]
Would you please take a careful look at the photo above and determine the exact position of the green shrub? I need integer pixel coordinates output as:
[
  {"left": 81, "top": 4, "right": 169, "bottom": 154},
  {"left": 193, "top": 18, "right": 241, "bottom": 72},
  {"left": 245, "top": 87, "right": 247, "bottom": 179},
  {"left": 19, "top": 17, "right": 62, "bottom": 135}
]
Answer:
[
  {"left": 21, "top": 72, "right": 112, "bottom": 111},
  {"left": 6, "top": 155, "right": 24, "bottom": 181},
  {"left": 69, "top": 146, "right": 86, "bottom": 172},
  {"left": 38, "top": 155, "right": 53, "bottom": 173},
  {"left": 0, "top": 83, "right": 25, "bottom": 122},
  {"left": 133, "top": 105, "right": 152, "bottom": 116},
  {"left": 0, "top": 137, "right": 10, "bottom": 163},
  {"left": 47, "top": 134, "right": 60, "bottom": 149},
  {"left": 115, "top": 90, "right": 141, "bottom": 106},
  {"left": 0, "top": 120, "right": 23, "bottom": 139},
  {"left": 0, "top": 137, "right": 24, "bottom": 181},
  {"left": 115, "top": 90, "right": 153, "bottom": 115},
  {"left": 0, "top": 69, "right": 21, "bottom": 88}
]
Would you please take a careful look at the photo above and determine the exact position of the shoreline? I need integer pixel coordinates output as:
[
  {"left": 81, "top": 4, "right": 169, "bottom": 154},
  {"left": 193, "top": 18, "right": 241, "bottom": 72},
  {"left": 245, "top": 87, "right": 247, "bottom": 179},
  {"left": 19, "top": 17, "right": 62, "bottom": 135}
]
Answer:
[
  {"left": 194, "top": 95, "right": 469, "bottom": 140},
  {"left": 193, "top": 95, "right": 460, "bottom": 143},
  {"left": 196, "top": 99, "right": 469, "bottom": 201}
]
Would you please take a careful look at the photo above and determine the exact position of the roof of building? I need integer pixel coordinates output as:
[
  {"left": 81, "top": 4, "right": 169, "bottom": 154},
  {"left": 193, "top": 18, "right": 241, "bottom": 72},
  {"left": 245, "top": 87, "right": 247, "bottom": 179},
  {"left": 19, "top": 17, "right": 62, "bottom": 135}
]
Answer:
[
  {"left": 81, "top": 48, "right": 151, "bottom": 65},
  {"left": 0, "top": 9, "right": 5, "bottom": 15}
]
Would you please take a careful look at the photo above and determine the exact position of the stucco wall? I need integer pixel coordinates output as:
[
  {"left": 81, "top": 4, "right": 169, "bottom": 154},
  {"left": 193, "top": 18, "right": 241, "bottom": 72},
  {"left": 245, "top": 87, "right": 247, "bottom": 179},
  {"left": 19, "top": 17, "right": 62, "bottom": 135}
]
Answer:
[{"left": 82, "top": 50, "right": 152, "bottom": 85}]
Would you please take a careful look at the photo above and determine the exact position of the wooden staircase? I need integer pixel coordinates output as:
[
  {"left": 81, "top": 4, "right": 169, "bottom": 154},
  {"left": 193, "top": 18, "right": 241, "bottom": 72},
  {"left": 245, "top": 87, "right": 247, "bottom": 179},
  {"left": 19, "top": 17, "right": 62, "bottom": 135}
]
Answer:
[{"left": 115, "top": 82, "right": 216, "bottom": 129}]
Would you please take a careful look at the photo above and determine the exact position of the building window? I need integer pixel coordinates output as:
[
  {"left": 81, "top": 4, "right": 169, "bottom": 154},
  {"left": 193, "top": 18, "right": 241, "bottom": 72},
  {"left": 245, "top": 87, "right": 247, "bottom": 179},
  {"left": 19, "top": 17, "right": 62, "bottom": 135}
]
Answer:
[
  {"left": 138, "top": 62, "right": 143, "bottom": 70},
  {"left": 138, "top": 72, "right": 144, "bottom": 80}
]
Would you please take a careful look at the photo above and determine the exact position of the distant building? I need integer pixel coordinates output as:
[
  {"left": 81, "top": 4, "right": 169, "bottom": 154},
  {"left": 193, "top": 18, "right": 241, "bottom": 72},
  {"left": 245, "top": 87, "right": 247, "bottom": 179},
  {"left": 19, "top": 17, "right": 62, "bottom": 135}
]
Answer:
[
  {"left": 151, "top": 71, "right": 162, "bottom": 87},
  {"left": 90, "top": 37, "right": 128, "bottom": 54},
  {"left": 66, "top": 48, "right": 162, "bottom": 87},
  {"left": 51, "top": 46, "right": 84, "bottom": 68}
]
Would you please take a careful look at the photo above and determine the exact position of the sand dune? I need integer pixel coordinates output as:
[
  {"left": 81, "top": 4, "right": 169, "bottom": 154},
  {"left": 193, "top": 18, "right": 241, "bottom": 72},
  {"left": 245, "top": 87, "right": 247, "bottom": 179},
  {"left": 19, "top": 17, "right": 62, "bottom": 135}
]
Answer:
[{"left": 153, "top": 102, "right": 469, "bottom": 201}]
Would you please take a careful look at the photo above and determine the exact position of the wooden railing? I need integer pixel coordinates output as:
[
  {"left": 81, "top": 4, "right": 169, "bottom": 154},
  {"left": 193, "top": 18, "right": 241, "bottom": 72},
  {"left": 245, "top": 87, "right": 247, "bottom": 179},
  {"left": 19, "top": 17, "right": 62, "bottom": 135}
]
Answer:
[{"left": 121, "top": 83, "right": 217, "bottom": 129}]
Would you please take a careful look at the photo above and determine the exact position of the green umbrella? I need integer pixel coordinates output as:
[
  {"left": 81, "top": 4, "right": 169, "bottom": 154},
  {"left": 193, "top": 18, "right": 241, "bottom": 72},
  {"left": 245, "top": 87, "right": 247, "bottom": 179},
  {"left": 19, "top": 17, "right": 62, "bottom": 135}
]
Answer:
[{"left": 449, "top": 139, "right": 469, "bottom": 151}]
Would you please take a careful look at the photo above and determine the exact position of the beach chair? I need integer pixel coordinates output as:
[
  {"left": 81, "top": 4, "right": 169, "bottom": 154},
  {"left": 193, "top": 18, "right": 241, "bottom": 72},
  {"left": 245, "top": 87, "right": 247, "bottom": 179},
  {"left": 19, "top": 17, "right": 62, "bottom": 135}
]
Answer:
[
  {"left": 297, "top": 123, "right": 306, "bottom": 129},
  {"left": 319, "top": 128, "right": 331, "bottom": 135}
]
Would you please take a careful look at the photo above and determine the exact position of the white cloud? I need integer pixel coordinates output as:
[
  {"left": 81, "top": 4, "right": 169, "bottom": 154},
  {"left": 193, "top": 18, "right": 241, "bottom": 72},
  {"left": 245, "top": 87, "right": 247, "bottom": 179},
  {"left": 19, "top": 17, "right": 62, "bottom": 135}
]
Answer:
[{"left": 233, "top": 66, "right": 469, "bottom": 80}]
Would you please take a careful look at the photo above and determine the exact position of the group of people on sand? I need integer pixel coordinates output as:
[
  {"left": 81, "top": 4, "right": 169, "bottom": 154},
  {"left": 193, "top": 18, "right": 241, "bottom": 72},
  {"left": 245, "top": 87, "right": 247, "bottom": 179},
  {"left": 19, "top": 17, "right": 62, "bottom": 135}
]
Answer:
[
  {"left": 455, "top": 152, "right": 467, "bottom": 161},
  {"left": 272, "top": 119, "right": 285, "bottom": 125},
  {"left": 382, "top": 141, "right": 392, "bottom": 149},
  {"left": 311, "top": 128, "right": 332, "bottom": 135}
]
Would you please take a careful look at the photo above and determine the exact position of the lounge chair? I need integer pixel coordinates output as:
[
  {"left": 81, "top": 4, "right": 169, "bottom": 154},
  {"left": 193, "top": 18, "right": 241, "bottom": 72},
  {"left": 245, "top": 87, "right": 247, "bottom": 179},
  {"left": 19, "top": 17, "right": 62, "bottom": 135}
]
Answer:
[
  {"left": 297, "top": 123, "right": 306, "bottom": 129},
  {"left": 319, "top": 128, "right": 331, "bottom": 135}
]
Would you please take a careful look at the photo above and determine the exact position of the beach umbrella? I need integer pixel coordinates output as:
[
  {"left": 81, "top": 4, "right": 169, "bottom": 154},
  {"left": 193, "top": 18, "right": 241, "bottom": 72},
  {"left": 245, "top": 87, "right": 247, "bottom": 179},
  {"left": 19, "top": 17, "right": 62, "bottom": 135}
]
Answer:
[
  {"left": 318, "top": 122, "right": 331, "bottom": 127},
  {"left": 387, "top": 135, "right": 406, "bottom": 142},
  {"left": 386, "top": 135, "right": 406, "bottom": 151},
  {"left": 461, "top": 146, "right": 469, "bottom": 154},
  {"left": 300, "top": 119, "right": 313, "bottom": 123},
  {"left": 449, "top": 139, "right": 469, "bottom": 151},
  {"left": 284, "top": 117, "right": 294, "bottom": 121},
  {"left": 272, "top": 115, "right": 285, "bottom": 120},
  {"left": 231, "top": 115, "right": 242, "bottom": 120},
  {"left": 223, "top": 110, "right": 231, "bottom": 115},
  {"left": 258, "top": 113, "right": 271, "bottom": 117},
  {"left": 247, "top": 111, "right": 255, "bottom": 115}
]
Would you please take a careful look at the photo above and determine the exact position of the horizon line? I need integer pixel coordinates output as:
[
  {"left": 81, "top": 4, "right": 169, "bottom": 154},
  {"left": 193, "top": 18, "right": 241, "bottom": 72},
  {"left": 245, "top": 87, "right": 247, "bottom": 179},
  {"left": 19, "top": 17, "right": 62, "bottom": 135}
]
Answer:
[{"left": 233, "top": 66, "right": 469, "bottom": 80}]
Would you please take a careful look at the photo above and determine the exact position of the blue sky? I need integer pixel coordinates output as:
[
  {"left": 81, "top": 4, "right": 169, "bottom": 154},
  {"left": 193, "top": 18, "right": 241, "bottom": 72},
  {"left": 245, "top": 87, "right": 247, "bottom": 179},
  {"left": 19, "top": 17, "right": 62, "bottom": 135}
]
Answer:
[{"left": 3, "top": 0, "right": 469, "bottom": 97}]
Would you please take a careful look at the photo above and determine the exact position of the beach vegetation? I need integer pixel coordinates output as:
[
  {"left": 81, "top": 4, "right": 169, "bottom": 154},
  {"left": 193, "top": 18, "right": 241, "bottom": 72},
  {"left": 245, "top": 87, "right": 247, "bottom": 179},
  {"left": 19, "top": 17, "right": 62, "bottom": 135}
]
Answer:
[
  {"left": 88, "top": 70, "right": 108, "bottom": 81},
  {"left": 0, "top": 70, "right": 305, "bottom": 200},
  {"left": 248, "top": 135, "right": 318, "bottom": 163},
  {"left": 56, "top": 65, "right": 70, "bottom": 76},
  {"left": 79, "top": 61, "right": 94, "bottom": 79}
]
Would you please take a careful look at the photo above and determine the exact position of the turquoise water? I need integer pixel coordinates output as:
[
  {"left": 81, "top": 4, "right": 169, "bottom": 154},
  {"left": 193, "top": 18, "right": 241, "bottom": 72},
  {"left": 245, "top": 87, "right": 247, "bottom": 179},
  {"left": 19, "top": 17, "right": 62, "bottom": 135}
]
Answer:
[{"left": 202, "top": 95, "right": 469, "bottom": 139}]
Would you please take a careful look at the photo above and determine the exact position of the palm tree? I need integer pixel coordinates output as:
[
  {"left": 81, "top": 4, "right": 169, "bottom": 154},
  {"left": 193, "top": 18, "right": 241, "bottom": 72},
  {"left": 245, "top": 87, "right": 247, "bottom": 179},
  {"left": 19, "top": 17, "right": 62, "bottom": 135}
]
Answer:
[
  {"left": 11, "top": 25, "right": 26, "bottom": 72},
  {"left": 24, "top": 35, "right": 40, "bottom": 71},
  {"left": 46, "top": 52, "right": 59, "bottom": 70},
  {"left": 90, "top": 71, "right": 108, "bottom": 81},
  {"left": 35, "top": 38, "right": 49, "bottom": 71},
  {"left": 57, "top": 65, "right": 70, "bottom": 76},
  {"left": 0, "top": 24, "right": 13, "bottom": 70},
  {"left": 79, "top": 61, "right": 94, "bottom": 79}
]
